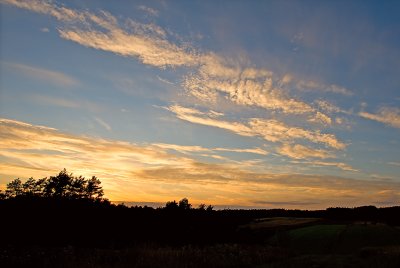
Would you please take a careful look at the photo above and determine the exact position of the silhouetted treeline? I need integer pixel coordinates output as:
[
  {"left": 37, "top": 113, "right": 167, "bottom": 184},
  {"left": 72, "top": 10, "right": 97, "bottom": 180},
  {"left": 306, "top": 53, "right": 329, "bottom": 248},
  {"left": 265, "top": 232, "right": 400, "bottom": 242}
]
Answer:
[
  {"left": 1, "top": 170, "right": 400, "bottom": 249},
  {"left": 0, "top": 169, "right": 106, "bottom": 201}
]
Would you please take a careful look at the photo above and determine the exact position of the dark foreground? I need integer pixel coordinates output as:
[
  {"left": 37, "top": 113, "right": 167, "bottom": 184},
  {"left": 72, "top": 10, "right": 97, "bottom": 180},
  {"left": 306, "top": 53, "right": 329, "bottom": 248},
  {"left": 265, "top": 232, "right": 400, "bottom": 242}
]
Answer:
[
  {"left": 3, "top": 242, "right": 400, "bottom": 268},
  {"left": 1, "top": 199, "right": 400, "bottom": 268}
]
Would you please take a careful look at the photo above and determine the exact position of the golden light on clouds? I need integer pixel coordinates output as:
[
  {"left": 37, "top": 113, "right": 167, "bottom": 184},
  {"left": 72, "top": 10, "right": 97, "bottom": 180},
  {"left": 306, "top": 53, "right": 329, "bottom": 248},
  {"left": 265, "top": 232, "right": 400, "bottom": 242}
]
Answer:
[
  {"left": 1, "top": 0, "right": 399, "bottom": 209},
  {"left": 1, "top": 118, "right": 399, "bottom": 208}
]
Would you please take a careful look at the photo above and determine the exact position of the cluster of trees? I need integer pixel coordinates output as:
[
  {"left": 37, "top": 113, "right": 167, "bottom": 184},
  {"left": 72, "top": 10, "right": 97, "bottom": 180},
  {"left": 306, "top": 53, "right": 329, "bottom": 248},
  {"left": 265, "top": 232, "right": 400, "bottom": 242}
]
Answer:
[
  {"left": 165, "top": 198, "right": 213, "bottom": 211},
  {"left": 0, "top": 169, "right": 214, "bottom": 211},
  {"left": 0, "top": 169, "right": 105, "bottom": 202}
]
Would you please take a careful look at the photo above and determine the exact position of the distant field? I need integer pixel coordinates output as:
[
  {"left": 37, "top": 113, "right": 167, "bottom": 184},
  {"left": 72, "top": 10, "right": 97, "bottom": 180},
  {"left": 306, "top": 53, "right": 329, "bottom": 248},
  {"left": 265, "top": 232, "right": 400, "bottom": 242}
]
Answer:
[
  {"left": 275, "top": 223, "right": 400, "bottom": 254},
  {"left": 243, "top": 217, "right": 320, "bottom": 229}
]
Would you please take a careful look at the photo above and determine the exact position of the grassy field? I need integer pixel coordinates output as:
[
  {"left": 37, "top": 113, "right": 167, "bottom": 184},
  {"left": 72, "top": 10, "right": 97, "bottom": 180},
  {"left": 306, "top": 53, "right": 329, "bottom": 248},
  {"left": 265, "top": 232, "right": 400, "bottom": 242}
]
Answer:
[{"left": 280, "top": 223, "right": 400, "bottom": 254}]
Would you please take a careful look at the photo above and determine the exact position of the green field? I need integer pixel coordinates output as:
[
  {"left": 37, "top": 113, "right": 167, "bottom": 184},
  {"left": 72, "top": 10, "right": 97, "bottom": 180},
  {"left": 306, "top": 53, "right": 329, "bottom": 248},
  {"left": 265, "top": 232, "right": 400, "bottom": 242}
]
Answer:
[{"left": 273, "top": 223, "right": 400, "bottom": 254}]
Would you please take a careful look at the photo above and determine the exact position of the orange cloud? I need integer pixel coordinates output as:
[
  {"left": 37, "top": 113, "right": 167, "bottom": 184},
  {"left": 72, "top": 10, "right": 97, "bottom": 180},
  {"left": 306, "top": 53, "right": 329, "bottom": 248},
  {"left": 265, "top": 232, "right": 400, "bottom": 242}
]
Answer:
[{"left": 0, "top": 118, "right": 396, "bottom": 208}]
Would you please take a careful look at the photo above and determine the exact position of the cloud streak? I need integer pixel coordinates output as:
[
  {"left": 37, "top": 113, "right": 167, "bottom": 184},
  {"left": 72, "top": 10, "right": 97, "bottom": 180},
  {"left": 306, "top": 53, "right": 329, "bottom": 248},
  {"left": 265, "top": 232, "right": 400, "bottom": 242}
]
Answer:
[
  {"left": 0, "top": 118, "right": 396, "bottom": 208},
  {"left": 295, "top": 79, "right": 353, "bottom": 96},
  {"left": 184, "top": 54, "right": 317, "bottom": 115},
  {"left": 2, "top": 0, "right": 338, "bottom": 126},
  {"left": 277, "top": 144, "right": 334, "bottom": 160},
  {"left": 359, "top": 107, "right": 400, "bottom": 128},
  {"left": 153, "top": 143, "right": 268, "bottom": 156},
  {"left": 138, "top": 5, "right": 159, "bottom": 17},
  {"left": 94, "top": 117, "right": 112, "bottom": 131},
  {"left": 166, "top": 105, "right": 346, "bottom": 150},
  {"left": 4, "top": 62, "right": 79, "bottom": 87},
  {"left": 3, "top": 0, "right": 198, "bottom": 68}
]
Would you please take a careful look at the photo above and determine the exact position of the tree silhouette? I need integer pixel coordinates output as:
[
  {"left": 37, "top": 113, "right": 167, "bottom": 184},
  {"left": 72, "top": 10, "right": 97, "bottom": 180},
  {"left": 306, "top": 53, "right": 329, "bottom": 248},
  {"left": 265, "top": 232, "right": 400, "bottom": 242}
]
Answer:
[
  {"left": 178, "top": 198, "right": 191, "bottom": 210},
  {"left": 197, "top": 203, "right": 213, "bottom": 211},
  {"left": 5, "top": 178, "right": 23, "bottom": 198},
  {"left": 0, "top": 190, "right": 5, "bottom": 200},
  {"left": 1, "top": 169, "right": 107, "bottom": 202},
  {"left": 165, "top": 200, "right": 179, "bottom": 210},
  {"left": 85, "top": 176, "right": 104, "bottom": 200}
]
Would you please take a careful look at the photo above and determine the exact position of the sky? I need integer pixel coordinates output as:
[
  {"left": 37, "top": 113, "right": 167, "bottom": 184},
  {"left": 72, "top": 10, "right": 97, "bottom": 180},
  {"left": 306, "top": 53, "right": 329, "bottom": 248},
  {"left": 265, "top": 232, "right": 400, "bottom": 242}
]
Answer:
[{"left": 0, "top": 0, "right": 399, "bottom": 209}]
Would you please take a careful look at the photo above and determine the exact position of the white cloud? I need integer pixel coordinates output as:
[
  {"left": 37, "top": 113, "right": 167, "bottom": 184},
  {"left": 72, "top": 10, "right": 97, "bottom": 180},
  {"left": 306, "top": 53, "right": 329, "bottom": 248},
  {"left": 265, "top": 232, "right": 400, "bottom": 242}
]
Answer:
[
  {"left": 3, "top": 0, "right": 198, "bottom": 68},
  {"left": 29, "top": 94, "right": 102, "bottom": 113},
  {"left": 138, "top": 5, "right": 159, "bottom": 17},
  {"left": 214, "top": 147, "right": 268, "bottom": 155},
  {"left": 296, "top": 79, "right": 353, "bottom": 96},
  {"left": 153, "top": 143, "right": 209, "bottom": 154},
  {"left": 183, "top": 53, "right": 316, "bottom": 115},
  {"left": 280, "top": 73, "right": 294, "bottom": 85},
  {"left": 308, "top": 111, "right": 332, "bottom": 125},
  {"left": 166, "top": 105, "right": 255, "bottom": 137},
  {"left": 153, "top": 143, "right": 268, "bottom": 156},
  {"left": 58, "top": 28, "right": 198, "bottom": 68},
  {"left": 94, "top": 117, "right": 112, "bottom": 131},
  {"left": 5, "top": 62, "right": 79, "bottom": 87},
  {"left": 2, "top": 0, "right": 336, "bottom": 125},
  {"left": 359, "top": 107, "right": 400, "bottom": 128},
  {"left": 166, "top": 105, "right": 346, "bottom": 150},
  {"left": 277, "top": 144, "right": 334, "bottom": 159},
  {"left": 315, "top": 100, "right": 345, "bottom": 114},
  {"left": 309, "top": 161, "right": 358, "bottom": 172},
  {"left": 156, "top": 75, "right": 175, "bottom": 85},
  {"left": 1, "top": 0, "right": 86, "bottom": 22},
  {"left": 249, "top": 118, "right": 345, "bottom": 149}
]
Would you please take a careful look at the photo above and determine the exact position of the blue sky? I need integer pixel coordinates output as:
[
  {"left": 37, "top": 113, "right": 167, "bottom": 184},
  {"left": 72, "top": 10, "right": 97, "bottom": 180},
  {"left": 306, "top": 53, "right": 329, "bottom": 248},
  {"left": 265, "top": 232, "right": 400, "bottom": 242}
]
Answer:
[{"left": 0, "top": 0, "right": 399, "bottom": 208}]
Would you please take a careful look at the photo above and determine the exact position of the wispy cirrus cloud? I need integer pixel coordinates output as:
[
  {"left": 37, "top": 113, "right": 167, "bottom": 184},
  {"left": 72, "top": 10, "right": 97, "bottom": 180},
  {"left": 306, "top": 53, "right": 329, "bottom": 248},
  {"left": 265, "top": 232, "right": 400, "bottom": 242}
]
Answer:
[
  {"left": 2, "top": 0, "right": 338, "bottom": 127},
  {"left": 4, "top": 62, "right": 79, "bottom": 87},
  {"left": 214, "top": 147, "right": 268, "bottom": 155},
  {"left": 315, "top": 100, "right": 346, "bottom": 114},
  {"left": 249, "top": 118, "right": 346, "bottom": 149},
  {"left": 138, "top": 5, "right": 159, "bottom": 17},
  {"left": 166, "top": 105, "right": 346, "bottom": 150},
  {"left": 309, "top": 161, "right": 357, "bottom": 172},
  {"left": 165, "top": 105, "right": 254, "bottom": 137},
  {"left": 295, "top": 79, "right": 353, "bottom": 96},
  {"left": 0, "top": 118, "right": 395, "bottom": 208},
  {"left": 153, "top": 143, "right": 268, "bottom": 156},
  {"left": 359, "top": 107, "right": 400, "bottom": 128},
  {"left": 183, "top": 54, "right": 315, "bottom": 114},
  {"left": 2, "top": 0, "right": 198, "bottom": 68},
  {"left": 58, "top": 26, "right": 198, "bottom": 68},
  {"left": 29, "top": 94, "right": 103, "bottom": 113},
  {"left": 94, "top": 117, "right": 112, "bottom": 131},
  {"left": 1, "top": 0, "right": 85, "bottom": 22},
  {"left": 277, "top": 144, "right": 334, "bottom": 160}
]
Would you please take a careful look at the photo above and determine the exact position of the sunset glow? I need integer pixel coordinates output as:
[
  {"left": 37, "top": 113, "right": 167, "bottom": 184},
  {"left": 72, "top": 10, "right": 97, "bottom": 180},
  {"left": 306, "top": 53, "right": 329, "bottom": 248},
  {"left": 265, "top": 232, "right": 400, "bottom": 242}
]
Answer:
[{"left": 1, "top": 0, "right": 399, "bottom": 208}]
